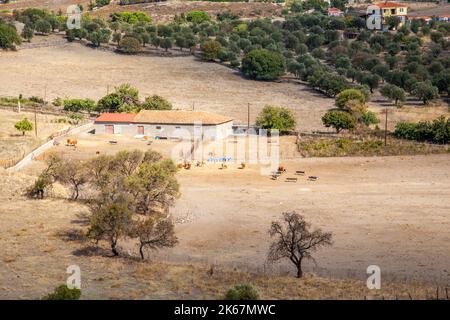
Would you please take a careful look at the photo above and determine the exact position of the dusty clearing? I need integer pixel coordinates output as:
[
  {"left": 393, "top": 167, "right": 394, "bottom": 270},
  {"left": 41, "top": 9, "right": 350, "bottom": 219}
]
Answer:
[
  {"left": 4, "top": 133, "right": 449, "bottom": 293},
  {"left": 0, "top": 109, "right": 71, "bottom": 167}
]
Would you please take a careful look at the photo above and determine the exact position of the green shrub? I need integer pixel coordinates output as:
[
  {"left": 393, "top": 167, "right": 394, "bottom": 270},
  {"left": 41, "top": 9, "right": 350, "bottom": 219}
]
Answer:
[
  {"left": 241, "top": 49, "right": 285, "bottom": 80},
  {"left": 322, "top": 110, "right": 356, "bottom": 133},
  {"left": 63, "top": 98, "right": 96, "bottom": 112},
  {"left": 394, "top": 116, "right": 449, "bottom": 144},
  {"left": 118, "top": 36, "right": 141, "bottom": 54},
  {"left": 111, "top": 11, "right": 151, "bottom": 24},
  {"left": 14, "top": 118, "right": 33, "bottom": 135},
  {"left": 42, "top": 285, "right": 81, "bottom": 300},
  {"left": 224, "top": 283, "right": 260, "bottom": 300},
  {"left": 141, "top": 95, "right": 172, "bottom": 110},
  {"left": 361, "top": 111, "right": 379, "bottom": 126},
  {"left": 0, "top": 22, "right": 22, "bottom": 49},
  {"left": 201, "top": 40, "right": 222, "bottom": 61},
  {"left": 256, "top": 105, "right": 296, "bottom": 134},
  {"left": 335, "top": 89, "right": 365, "bottom": 110},
  {"left": 186, "top": 11, "right": 210, "bottom": 24}
]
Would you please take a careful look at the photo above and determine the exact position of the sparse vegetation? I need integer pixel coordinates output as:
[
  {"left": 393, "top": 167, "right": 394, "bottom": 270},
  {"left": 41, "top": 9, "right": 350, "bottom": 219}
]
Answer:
[
  {"left": 224, "top": 283, "right": 260, "bottom": 300},
  {"left": 297, "top": 136, "right": 449, "bottom": 157},
  {"left": 42, "top": 285, "right": 81, "bottom": 300}
]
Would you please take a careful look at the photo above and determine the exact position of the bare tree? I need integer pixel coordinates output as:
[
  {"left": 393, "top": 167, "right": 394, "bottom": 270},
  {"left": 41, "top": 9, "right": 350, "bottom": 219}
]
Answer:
[
  {"left": 133, "top": 218, "right": 178, "bottom": 260},
  {"left": 268, "top": 211, "right": 333, "bottom": 278},
  {"left": 53, "top": 159, "right": 89, "bottom": 200}
]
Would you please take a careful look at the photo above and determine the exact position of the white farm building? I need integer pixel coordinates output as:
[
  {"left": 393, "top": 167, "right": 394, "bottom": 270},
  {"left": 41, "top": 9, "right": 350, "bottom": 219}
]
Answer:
[{"left": 94, "top": 110, "right": 234, "bottom": 141}]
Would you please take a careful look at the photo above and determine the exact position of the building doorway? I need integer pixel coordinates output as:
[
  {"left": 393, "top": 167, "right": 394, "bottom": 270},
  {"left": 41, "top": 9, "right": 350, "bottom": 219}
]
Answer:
[{"left": 105, "top": 125, "right": 114, "bottom": 134}]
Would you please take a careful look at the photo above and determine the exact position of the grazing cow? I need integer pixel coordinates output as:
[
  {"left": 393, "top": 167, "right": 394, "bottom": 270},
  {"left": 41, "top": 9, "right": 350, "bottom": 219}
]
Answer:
[{"left": 66, "top": 138, "right": 77, "bottom": 146}]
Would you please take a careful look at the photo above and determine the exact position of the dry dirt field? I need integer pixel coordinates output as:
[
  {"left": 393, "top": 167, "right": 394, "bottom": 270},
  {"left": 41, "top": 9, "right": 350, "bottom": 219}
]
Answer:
[
  {"left": 0, "top": 109, "right": 72, "bottom": 167},
  {"left": 0, "top": 41, "right": 333, "bottom": 131},
  {"left": 1, "top": 134, "right": 449, "bottom": 298},
  {"left": 3, "top": 133, "right": 448, "bottom": 294},
  {"left": 2, "top": 40, "right": 449, "bottom": 134}
]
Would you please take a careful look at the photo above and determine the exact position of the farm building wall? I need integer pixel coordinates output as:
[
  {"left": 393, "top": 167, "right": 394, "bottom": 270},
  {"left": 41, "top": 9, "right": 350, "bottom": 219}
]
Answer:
[
  {"left": 94, "top": 122, "right": 135, "bottom": 135},
  {"left": 94, "top": 121, "right": 233, "bottom": 140}
]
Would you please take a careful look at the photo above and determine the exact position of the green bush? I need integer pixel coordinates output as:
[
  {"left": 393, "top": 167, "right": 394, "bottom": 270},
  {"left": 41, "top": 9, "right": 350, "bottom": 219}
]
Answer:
[
  {"left": 118, "top": 36, "right": 142, "bottom": 54},
  {"left": 224, "top": 283, "right": 260, "bottom": 300},
  {"left": 335, "top": 89, "right": 366, "bottom": 110},
  {"left": 14, "top": 118, "right": 33, "bottom": 135},
  {"left": 0, "top": 22, "right": 21, "bottom": 49},
  {"left": 42, "top": 285, "right": 81, "bottom": 300},
  {"left": 186, "top": 11, "right": 210, "bottom": 24},
  {"left": 63, "top": 98, "right": 96, "bottom": 112},
  {"left": 201, "top": 40, "right": 222, "bottom": 61},
  {"left": 111, "top": 11, "right": 151, "bottom": 24},
  {"left": 394, "top": 116, "right": 449, "bottom": 144},
  {"left": 241, "top": 49, "right": 285, "bottom": 80},
  {"left": 256, "top": 105, "right": 296, "bottom": 133},
  {"left": 322, "top": 110, "right": 356, "bottom": 133},
  {"left": 361, "top": 111, "right": 379, "bottom": 126},
  {"left": 141, "top": 95, "right": 172, "bottom": 110}
]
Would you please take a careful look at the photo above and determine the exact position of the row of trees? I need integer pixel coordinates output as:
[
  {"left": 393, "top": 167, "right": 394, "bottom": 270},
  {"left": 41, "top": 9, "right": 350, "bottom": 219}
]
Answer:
[
  {"left": 59, "top": 84, "right": 173, "bottom": 113},
  {"left": 8, "top": 7, "right": 448, "bottom": 104},
  {"left": 28, "top": 150, "right": 179, "bottom": 259}
]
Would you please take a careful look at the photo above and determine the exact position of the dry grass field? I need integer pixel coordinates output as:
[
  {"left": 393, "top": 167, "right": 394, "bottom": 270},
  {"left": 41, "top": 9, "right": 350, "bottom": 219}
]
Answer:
[
  {"left": 1, "top": 40, "right": 448, "bottom": 134},
  {"left": 0, "top": 41, "right": 333, "bottom": 131},
  {"left": 3, "top": 133, "right": 447, "bottom": 295},
  {"left": 0, "top": 109, "right": 71, "bottom": 167},
  {"left": 1, "top": 146, "right": 449, "bottom": 298}
]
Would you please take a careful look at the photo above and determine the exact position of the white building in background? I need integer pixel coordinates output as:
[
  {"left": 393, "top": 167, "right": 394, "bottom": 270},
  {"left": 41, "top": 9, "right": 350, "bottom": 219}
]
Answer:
[{"left": 94, "top": 110, "right": 234, "bottom": 141}]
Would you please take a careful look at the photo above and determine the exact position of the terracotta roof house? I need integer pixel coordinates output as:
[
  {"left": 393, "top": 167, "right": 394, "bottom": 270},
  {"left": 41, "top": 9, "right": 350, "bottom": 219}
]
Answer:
[
  {"left": 94, "top": 110, "right": 234, "bottom": 140},
  {"left": 367, "top": 2, "right": 409, "bottom": 29},
  {"left": 328, "top": 7, "right": 343, "bottom": 17}
]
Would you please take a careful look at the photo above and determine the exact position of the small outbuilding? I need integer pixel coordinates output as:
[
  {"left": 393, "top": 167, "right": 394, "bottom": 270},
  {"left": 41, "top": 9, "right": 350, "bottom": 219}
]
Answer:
[{"left": 94, "top": 110, "right": 234, "bottom": 141}]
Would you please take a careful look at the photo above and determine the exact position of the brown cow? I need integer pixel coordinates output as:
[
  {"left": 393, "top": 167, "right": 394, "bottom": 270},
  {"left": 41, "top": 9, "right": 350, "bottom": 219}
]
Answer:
[{"left": 66, "top": 138, "right": 77, "bottom": 146}]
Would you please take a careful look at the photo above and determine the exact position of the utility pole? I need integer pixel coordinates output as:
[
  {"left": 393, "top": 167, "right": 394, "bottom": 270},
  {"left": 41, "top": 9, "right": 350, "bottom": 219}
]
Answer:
[
  {"left": 247, "top": 103, "right": 250, "bottom": 131},
  {"left": 34, "top": 105, "right": 38, "bottom": 137},
  {"left": 44, "top": 84, "right": 47, "bottom": 105},
  {"left": 384, "top": 107, "right": 388, "bottom": 146},
  {"left": 192, "top": 102, "right": 195, "bottom": 111}
]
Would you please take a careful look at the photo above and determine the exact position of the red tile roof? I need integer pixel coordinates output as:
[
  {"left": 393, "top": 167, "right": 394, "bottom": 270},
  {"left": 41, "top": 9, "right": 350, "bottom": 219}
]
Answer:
[
  {"left": 95, "top": 113, "right": 136, "bottom": 123},
  {"left": 375, "top": 2, "right": 407, "bottom": 8},
  {"left": 328, "top": 7, "right": 342, "bottom": 12}
]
